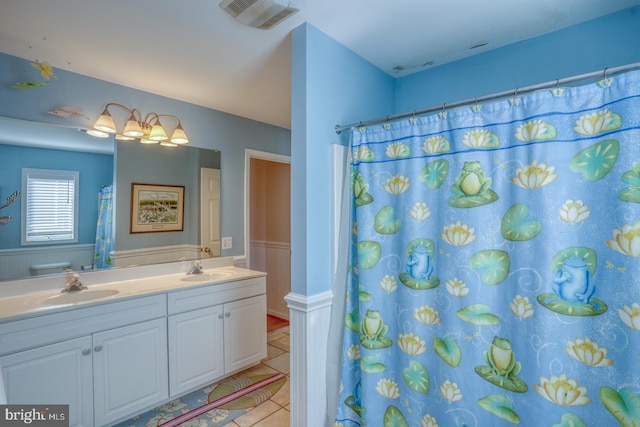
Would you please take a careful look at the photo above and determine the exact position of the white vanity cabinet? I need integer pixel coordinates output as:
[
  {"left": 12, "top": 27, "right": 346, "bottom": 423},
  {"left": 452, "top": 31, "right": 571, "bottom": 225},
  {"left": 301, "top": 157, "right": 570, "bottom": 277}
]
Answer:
[
  {"left": 167, "top": 277, "right": 267, "bottom": 396},
  {"left": 0, "top": 294, "right": 167, "bottom": 427}
]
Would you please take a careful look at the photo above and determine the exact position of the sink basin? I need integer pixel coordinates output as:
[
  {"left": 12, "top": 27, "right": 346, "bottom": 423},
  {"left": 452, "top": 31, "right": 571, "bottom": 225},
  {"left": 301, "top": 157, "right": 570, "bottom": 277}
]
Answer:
[
  {"left": 180, "top": 271, "right": 234, "bottom": 282},
  {"left": 40, "top": 289, "right": 120, "bottom": 306}
]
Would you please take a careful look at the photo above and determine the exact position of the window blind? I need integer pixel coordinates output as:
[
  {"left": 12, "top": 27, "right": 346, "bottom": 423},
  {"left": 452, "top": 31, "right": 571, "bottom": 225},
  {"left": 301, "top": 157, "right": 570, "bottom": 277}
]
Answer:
[{"left": 22, "top": 169, "right": 79, "bottom": 243}]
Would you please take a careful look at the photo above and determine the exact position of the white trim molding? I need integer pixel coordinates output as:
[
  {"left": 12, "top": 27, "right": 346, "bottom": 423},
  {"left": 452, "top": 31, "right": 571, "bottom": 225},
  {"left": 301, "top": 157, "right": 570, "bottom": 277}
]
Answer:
[{"left": 285, "top": 291, "right": 333, "bottom": 427}]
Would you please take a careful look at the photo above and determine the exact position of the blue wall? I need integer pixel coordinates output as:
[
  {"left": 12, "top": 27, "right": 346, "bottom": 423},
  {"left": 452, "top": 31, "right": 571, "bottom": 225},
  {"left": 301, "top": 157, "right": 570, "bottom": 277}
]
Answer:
[
  {"left": 395, "top": 6, "right": 640, "bottom": 115},
  {"left": 0, "top": 53, "right": 290, "bottom": 258},
  {"left": 290, "top": 23, "right": 394, "bottom": 295},
  {"left": 0, "top": 144, "right": 113, "bottom": 249}
]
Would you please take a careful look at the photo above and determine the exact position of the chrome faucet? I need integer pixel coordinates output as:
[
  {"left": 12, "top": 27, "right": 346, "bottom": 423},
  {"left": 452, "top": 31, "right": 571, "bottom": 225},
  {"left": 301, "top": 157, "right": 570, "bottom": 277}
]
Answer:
[
  {"left": 187, "top": 260, "right": 204, "bottom": 275},
  {"left": 62, "top": 269, "right": 87, "bottom": 293}
]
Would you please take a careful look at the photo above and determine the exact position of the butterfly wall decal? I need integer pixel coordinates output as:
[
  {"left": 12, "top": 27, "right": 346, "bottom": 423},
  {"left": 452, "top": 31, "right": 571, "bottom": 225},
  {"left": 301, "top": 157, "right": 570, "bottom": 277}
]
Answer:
[{"left": 11, "top": 59, "right": 56, "bottom": 89}]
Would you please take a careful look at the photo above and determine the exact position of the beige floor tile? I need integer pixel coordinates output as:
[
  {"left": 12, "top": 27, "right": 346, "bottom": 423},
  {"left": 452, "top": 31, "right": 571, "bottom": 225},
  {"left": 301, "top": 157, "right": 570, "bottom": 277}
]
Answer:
[
  {"left": 232, "top": 400, "right": 281, "bottom": 427},
  {"left": 252, "top": 408, "right": 290, "bottom": 427},
  {"left": 270, "top": 377, "right": 290, "bottom": 407},
  {"left": 266, "top": 332, "right": 288, "bottom": 343},
  {"left": 269, "top": 335, "right": 290, "bottom": 352},
  {"left": 220, "top": 421, "right": 240, "bottom": 427},
  {"left": 262, "top": 353, "right": 289, "bottom": 375},
  {"left": 264, "top": 344, "right": 285, "bottom": 360}
]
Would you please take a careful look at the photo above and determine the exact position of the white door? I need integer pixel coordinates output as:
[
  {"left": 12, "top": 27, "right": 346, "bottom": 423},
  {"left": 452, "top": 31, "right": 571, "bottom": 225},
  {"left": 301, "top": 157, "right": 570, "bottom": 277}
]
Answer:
[
  {"left": 93, "top": 318, "right": 168, "bottom": 426},
  {"left": 168, "top": 305, "right": 225, "bottom": 396},
  {"left": 224, "top": 295, "right": 267, "bottom": 373},
  {"left": 201, "top": 168, "right": 221, "bottom": 257},
  {"left": 0, "top": 336, "right": 94, "bottom": 427}
]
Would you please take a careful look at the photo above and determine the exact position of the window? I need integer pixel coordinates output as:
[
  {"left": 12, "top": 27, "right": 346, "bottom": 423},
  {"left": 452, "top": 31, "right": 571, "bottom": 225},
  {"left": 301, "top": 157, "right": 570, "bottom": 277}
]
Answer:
[{"left": 21, "top": 168, "right": 79, "bottom": 245}]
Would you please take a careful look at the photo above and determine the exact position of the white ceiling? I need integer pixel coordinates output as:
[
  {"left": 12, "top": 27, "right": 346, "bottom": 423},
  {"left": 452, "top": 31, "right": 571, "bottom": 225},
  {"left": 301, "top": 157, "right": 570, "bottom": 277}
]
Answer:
[{"left": 1, "top": 0, "right": 639, "bottom": 129}]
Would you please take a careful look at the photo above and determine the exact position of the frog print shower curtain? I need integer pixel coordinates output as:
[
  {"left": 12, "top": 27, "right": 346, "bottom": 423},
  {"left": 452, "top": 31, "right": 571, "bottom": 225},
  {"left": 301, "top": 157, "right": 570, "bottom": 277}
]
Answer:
[{"left": 334, "top": 69, "right": 640, "bottom": 427}]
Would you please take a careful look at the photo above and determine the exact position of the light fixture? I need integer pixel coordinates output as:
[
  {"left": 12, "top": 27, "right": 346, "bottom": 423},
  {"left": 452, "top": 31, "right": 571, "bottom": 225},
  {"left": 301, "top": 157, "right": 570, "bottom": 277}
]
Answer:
[{"left": 89, "top": 103, "right": 189, "bottom": 146}]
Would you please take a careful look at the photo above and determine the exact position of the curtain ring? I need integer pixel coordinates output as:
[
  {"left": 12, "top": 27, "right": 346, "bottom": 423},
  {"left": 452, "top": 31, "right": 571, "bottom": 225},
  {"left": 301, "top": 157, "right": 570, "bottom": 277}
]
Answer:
[
  {"left": 603, "top": 67, "right": 608, "bottom": 79},
  {"left": 442, "top": 103, "right": 446, "bottom": 112},
  {"left": 555, "top": 79, "right": 560, "bottom": 89},
  {"left": 514, "top": 87, "right": 518, "bottom": 97}
]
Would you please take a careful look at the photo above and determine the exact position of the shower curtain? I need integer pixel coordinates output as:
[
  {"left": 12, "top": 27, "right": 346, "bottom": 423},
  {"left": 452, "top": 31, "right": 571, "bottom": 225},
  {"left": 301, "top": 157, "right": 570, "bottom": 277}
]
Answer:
[
  {"left": 94, "top": 184, "right": 114, "bottom": 269},
  {"left": 334, "top": 70, "right": 640, "bottom": 426}
]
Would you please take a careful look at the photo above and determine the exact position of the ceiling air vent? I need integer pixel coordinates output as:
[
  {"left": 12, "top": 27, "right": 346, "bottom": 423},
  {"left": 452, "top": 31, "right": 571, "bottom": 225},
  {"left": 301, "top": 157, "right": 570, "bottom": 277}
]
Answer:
[{"left": 219, "top": 0, "right": 299, "bottom": 30}]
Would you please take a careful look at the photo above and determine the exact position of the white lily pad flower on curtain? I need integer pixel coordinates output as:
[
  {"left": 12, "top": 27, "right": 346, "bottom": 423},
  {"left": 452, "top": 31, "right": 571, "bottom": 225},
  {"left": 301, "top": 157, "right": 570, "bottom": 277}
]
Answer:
[
  {"left": 618, "top": 303, "right": 640, "bottom": 330},
  {"left": 396, "top": 332, "right": 428, "bottom": 355},
  {"left": 421, "top": 414, "right": 439, "bottom": 427},
  {"left": 533, "top": 374, "right": 590, "bottom": 406},
  {"left": 445, "top": 278, "right": 469, "bottom": 297},
  {"left": 573, "top": 109, "right": 615, "bottom": 135},
  {"left": 439, "top": 221, "right": 477, "bottom": 246},
  {"left": 346, "top": 345, "right": 361, "bottom": 360},
  {"left": 383, "top": 174, "right": 410, "bottom": 194},
  {"left": 410, "top": 202, "right": 431, "bottom": 221},
  {"left": 353, "top": 145, "right": 375, "bottom": 162},
  {"left": 386, "top": 142, "right": 411, "bottom": 158},
  {"left": 515, "top": 119, "right": 556, "bottom": 142},
  {"left": 511, "top": 160, "right": 558, "bottom": 189},
  {"left": 462, "top": 129, "right": 499, "bottom": 148},
  {"left": 380, "top": 275, "right": 398, "bottom": 293},
  {"left": 564, "top": 337, "right": 613, "bottom": 366},
  {"left": 413, "top": 305, "right": 441, "bottom": 324},
  {"left": 439, "top": 380, "right": 462, "bottom": 402},
  {"left": 510, "top": 295, "right": 534, "bottom": 319},
  {"left": 375, "top": 378, "right": 400, "bottom": 399},
  {"left": 605, "top": 221, "right": 640, "bottom": 257},
  {"left": 422, "top": 136, "right": 450, "bottom": 154},
  {"left": 559, "top": 199, "right": 590, "bottom": 224}
]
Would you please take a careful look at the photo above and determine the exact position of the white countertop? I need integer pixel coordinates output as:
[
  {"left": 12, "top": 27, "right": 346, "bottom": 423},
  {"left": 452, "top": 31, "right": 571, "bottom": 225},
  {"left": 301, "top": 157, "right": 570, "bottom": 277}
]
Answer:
[{"left": 0, "top": 257, "right": 266, "bottom": 323}]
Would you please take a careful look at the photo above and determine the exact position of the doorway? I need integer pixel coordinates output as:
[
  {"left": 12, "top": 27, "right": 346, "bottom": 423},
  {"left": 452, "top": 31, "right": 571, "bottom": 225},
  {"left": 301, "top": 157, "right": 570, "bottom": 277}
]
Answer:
[{"left": 245, "top": 150, "right": 291, "bottom": 327}]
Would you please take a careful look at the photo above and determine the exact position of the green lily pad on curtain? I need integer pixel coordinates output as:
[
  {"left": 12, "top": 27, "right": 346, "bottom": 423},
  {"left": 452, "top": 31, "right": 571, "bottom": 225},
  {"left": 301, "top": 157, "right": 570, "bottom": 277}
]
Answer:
[
  {"left": 374, "top": 206, "right": 401, "bottom": 234},
  {"left": 383, "top": 405, "right": 409, "bottom": 427},
  {"left": 600, "top": 386, "right": 640, "bottom": 427},
  {"left": 359, "top": 284, "right": 371, "bottom": 301},
  {"left": 474, "top": 365, "right": 529, "bottom": 393},
  {"left": 448, "top": 190, "right": 499, "bottom": 208},
  {"left": 433, "top": 337, "right": 461, "bottom": 367},
  {"left": 456, "top": 304, "right": 500, "bottom": 325},
  {"left": 621, "top": 162, "right": 640, "bottom": 185},
  {"left": 344, "top": 396, "right": 364, "bottom": 417},
  {"left": 419, "top": 159, "right": 449, "bottom": 189},
  {"left": 537, "top": 293, "right": 608, "bottom": 316},
  {"left": 399, "top": 272, "right": 440, "bottom": 290},
  {"left": 550, "top": 247, "right": 597, "bottom": 275},
  {"left": 552, "top": 413, "right": 587, "bottom": 427},
  {"left": 361, "top": 355, "right": 386, "bottom": 373},
  {"left": 501, "top": 203, "right": 542, "bottom": 241},
  {"left": 345, "top": 308, "right": 359, "bottom": 332},
  {"left": 404, "top": 238, "right": 434, "bottom": 257},
  {"left": 470, "top": 250, "right": 511, "bottom": 285},
  {"left": 358, "top": 241, "right": 381, "bottom": 269},
  {"left": 569, "top": 139, "right": 619, "bottom": 182},
  {"left": 618, "top": 185, "right": 640, "bottom": 203},
  {"left": 478, "top": 395, "right": 521, "bottom": 424},
  {"left": 402, "top": 360, "right": 430, "bottom": 394}
]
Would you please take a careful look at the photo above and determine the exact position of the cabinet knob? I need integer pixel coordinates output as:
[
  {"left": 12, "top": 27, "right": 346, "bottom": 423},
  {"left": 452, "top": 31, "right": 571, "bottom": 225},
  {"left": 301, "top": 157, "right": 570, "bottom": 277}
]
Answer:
[
  {"left": 218, "top": 313, "right": 224, "bottom": 319},
  {"left": 225, "top": 312, "right": 230, "bottom": 317},
  {"left": 94, "top": 345, "right": 103, "bottom": 352},
  {"left": 82, "top": 349, "right": 91, "bottom": 356}
]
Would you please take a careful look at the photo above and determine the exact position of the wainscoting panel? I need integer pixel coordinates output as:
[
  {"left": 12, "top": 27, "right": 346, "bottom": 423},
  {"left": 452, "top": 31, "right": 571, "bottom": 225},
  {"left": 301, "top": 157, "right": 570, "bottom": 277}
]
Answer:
[
  {"left": 0, "top": 244, "right": 95, "bottom": 281},
  {"left": 250, "top": 240, "right": 290, "bottom": 319}
]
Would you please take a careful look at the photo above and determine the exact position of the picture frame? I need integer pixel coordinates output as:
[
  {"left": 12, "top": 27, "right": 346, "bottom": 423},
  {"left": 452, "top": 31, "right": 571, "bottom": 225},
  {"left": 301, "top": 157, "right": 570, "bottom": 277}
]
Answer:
[{"left": 130, "top": 183, "right": 185, "bottom": 233}]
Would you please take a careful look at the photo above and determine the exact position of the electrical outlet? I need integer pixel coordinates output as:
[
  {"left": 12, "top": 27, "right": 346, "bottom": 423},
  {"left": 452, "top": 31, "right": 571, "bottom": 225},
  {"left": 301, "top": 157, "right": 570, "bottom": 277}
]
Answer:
[{"left": 221, "top": 237, "right": 232, "bottom": 250}]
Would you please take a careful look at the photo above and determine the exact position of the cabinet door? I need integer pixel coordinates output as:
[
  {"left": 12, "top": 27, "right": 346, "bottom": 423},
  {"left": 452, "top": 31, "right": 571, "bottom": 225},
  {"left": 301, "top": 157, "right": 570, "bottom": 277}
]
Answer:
[
  {"left": 224, "top": 294, "right": 267, "bottom": 373},
  {"left": 0, "top": 336, "right": 93, "bottom": 427},
  {"left": 93, "top": 318, "right": 168, "bottom": 426},
  {"left": 168, "top": 305, "right": 225, "bottom": 396}
]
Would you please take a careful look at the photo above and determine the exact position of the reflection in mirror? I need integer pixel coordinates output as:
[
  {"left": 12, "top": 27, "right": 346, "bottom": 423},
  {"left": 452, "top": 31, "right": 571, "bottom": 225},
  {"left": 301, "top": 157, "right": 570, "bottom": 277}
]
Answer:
[{"left": 0, "top": 116, "right": 220, "bottom": 282}]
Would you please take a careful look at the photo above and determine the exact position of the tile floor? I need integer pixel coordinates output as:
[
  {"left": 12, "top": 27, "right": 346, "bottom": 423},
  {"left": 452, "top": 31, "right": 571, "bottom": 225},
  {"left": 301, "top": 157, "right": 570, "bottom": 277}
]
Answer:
[{"left": 222, "top": 326, "right": 290, "bottom": 427}]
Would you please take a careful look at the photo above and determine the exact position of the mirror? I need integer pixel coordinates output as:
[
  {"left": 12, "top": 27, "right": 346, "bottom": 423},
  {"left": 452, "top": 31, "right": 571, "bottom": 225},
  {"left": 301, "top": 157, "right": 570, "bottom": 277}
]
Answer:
[{"left": 0, "top": 116, "right": 220, "bottom": 282}]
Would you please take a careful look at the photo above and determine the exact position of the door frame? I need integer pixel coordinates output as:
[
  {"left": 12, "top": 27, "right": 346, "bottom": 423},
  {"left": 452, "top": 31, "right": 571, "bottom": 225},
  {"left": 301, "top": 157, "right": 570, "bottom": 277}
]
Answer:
[{"left": 244, "top": 149, "right": 291, "bottom": 268}]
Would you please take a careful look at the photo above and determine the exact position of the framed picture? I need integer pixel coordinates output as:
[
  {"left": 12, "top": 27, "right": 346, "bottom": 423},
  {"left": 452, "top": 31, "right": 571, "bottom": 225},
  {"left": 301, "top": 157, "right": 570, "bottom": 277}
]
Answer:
[{"left": 130, "top": 183, "right": 185, "bottom": 233}]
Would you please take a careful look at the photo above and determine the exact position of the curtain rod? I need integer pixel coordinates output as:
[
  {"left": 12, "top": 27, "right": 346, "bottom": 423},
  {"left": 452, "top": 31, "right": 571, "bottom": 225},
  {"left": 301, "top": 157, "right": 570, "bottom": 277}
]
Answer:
[{"left": 335, "top": 61, "right": 640, "bottom": 134}]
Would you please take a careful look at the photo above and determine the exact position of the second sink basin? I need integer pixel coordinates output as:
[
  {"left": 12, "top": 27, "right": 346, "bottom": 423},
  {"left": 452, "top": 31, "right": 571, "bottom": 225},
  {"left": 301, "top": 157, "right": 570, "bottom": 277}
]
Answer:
[{"left": 41, "top": 289, "right": 120, "bottom": 306}]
